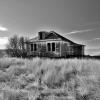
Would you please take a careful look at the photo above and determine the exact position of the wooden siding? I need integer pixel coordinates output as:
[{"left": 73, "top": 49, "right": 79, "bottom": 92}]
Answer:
[
  {"left": 27, "top": 31, "right": 85, "bottom": 58},
  {"left": 59, "top": 41, "right": 84, "bottom": 57},
  {"left": 26, "top": 30, "right": 84, "bottom": 58},
  {"left": 27, "top": 40, "right": 84, "bottom": 58},
  {"left": 45, "top": 33, "right": 60, "bottom": 39},
  {"left": 27, "top": 41, "right": 62, "bottom": 57}
]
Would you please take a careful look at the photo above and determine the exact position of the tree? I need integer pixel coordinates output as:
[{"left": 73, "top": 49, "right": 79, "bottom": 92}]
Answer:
[
  {"left": 7, "top": 35, "right": 19, "bottom": 57},
  {"left": 7, "top": 35, "right": 29, "bottom": 58},
  {"left": 18, "top": 37, "right": 29, "bottom": 58}
]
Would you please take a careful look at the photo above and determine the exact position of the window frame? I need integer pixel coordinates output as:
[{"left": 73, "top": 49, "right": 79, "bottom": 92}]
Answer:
[
  {"left": 30, "top": 43, "right": 33, "bottom": 51},
  {"left": 47, "top": 42, "right": 56, "bottom": 52},
  {"left": 52, "top": 42, "right": 56, "bottom": 51},
  {"left": 47, "top": 43, "right": 51, "bottom": 51},
  {"left": 33, "top": 43, "right": 37, "bottom": 51}
]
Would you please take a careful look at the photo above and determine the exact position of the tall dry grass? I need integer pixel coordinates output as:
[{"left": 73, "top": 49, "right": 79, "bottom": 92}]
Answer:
[{"left": 0, "top": 57, "right": 100, "bottom": 100}]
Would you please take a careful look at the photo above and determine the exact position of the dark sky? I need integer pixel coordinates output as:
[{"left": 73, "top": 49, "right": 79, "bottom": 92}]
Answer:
[{"left": 0, "top": 0, "right": 100, "bottom": 55}]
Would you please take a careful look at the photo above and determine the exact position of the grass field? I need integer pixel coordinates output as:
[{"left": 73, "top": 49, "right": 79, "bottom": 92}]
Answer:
[{"left": 0, "top": 57, "right": 100, "bottom": 100}]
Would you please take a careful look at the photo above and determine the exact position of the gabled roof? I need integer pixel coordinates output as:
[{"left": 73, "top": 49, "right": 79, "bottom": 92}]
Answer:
[
  {"left": 48, "top": 31, "right": 75, "bottom": 43},
  {"left": 29, "top": 31, "right": 85, "bottom": 46},
  {"left": 49, "top": 31, "right": 85, "bottom": 46}
]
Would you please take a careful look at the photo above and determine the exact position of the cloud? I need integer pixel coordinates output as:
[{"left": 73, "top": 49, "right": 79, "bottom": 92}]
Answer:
[
  {"left": 88, "top": 51, "right": 100, "bottom": 56},
  {"left": 0, "top": 37, "right": 8, "bottom": 45},
  {"left": 0, "top": 25, "right": 8, "bottom": 31},
  {"left": 0, "top": 37, "right": 8, "bottom": 49},
  {"left": 67, "top": 29, "right": 93, "bottom": 35},
  {"left": 85, "top": 38, "right": 100, "bottom": 42},
  {"left": 85, "top": 46, "right": 100, "bottom": 55},
  {"left": 86, "top": 47, "right": 100, "bottom": 50},
  {"left": 94, "top": 38, "right": 100, "bottom": 40}
]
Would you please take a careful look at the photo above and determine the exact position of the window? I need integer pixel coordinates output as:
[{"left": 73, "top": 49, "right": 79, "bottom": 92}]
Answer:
[
  {"left": 47, "top": 42, "right": 56, "bottom": 51},
  {"left": 31, "top": 44, "right": 33, "bottom": 51},
  {"left": 47, "top": 43, "right": 51, "bottom": 51},
  {"left": 52, "top": 42, "right": 55, "bottom": 51},
  {"left": 34, "top": 43, "right": 37, "bottom": 51}
]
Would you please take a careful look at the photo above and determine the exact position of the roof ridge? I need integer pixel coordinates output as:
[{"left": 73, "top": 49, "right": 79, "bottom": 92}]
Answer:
[{"left": 28, "top": 31, "right": 85, "bottom": 46}]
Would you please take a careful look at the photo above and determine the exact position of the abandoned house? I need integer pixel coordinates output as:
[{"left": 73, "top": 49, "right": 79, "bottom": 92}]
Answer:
[{"left": 26, "top": 31, "right": 85, "bottom": 58}]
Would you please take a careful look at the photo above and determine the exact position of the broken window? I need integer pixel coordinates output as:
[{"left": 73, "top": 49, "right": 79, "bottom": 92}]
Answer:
[
  {"left": 47, "top": 42, "right": 56, "bottom": 51},
  {"left": 31, "top": 44, "right": 33, "bottom": 51},
  {"left": 52, "top": 42, "right": 55, "bottom": 51},
  {"left": 47, "top": 43, "right": 51, "bottom": 51},
  {"left": 34, "top": 43, "right": 37, "bottom": 51}
]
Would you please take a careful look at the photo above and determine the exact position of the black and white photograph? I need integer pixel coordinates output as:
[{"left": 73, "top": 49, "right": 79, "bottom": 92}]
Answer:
[{"left": 0, "top": 0, "right": 100, "bottom": 100}]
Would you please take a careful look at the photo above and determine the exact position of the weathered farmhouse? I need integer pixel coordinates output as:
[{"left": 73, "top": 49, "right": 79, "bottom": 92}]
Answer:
[{"left": 26, "top": 31, "right": 85, "bottom": 58}]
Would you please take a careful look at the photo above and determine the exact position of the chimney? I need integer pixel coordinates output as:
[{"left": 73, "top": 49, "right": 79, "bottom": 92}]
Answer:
[{"left": 38, "top": 31, "right": 49, "bottom": 40}]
